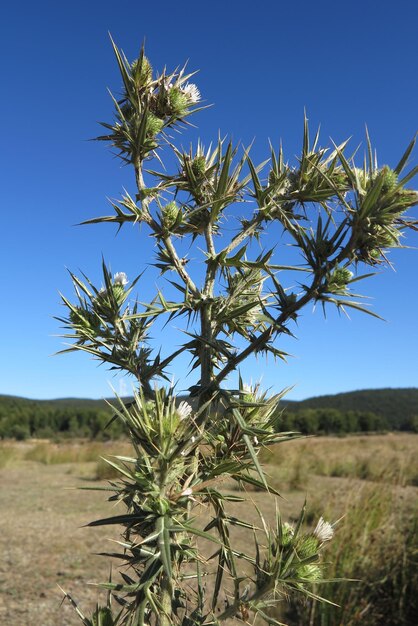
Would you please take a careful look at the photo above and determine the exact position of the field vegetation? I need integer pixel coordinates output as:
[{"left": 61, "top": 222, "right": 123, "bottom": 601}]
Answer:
[{"left": 0, "top": 433, "right": 416, "bottom": 625}]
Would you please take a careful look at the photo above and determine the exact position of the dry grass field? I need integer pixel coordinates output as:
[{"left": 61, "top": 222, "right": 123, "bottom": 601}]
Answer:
[{"left": 0, "top": 434, "right": 417, "bottom": 625}]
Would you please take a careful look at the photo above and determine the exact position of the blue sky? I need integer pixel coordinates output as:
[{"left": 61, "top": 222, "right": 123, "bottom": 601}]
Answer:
[{"left": 1, "top": 0, "right": 417, "bottom": 400}]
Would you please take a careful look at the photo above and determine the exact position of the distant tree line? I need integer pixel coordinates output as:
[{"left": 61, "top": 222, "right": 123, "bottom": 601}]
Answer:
[
  {"left": 0, "top": 396, "right": 121, "bottom": 440},
  {"left": 280, "top": 407, "right": 418, "bottom": 435},
  {"left": 0, "top": 391, "right": 417, "bottom": 440},
  {"left": 285, "top": 387, "right": 418, "bottom": 429}
]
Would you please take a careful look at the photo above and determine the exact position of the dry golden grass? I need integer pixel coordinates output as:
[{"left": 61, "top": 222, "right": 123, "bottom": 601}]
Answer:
[
  {"left": 23, "top": 439, "right": 133, "bottom": 465},
  {"left": 263, "top": 432, "right": 418, "bottom": 488}
]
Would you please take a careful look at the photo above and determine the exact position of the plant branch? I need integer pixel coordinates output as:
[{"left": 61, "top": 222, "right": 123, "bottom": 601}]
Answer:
[
  {"left": 221, "top": 212, "right": 265, "bottom": 258},
  {"left": 213, "top": 276, "right": 322, "bottom": 388},
  {"left": 135, "top": 161, "right": 200, "bottom": 297},
  {"left": 212, "top": 209, "right": 364, "bottom": 389},
  {"left": 163, "top": 234, "right": 200, "bottom": 296}
]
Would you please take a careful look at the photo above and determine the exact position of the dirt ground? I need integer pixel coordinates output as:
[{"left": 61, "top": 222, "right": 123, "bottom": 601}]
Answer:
[
  {"left": 0, "top": 456, "right": 306, "bottom": 625},
  {"left": 0, "top": 460, "right": 113, "bottom": 625},
  {"left": 0, "top": 435, "right": 416, "bottom": 625}
]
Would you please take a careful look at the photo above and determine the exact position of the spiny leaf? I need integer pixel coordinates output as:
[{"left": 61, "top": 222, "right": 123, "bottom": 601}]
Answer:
[
  {"left": 86, "top": 512, "right": 150, "bottom": 527},
  {"left": 394, "top": 134, "right": 417, "bottom": 175},
  {"left": 242, "top": 433, "right": 269, "bottom": 490},
  {"left": 109, "top": 34, "right": 135, "bottom": 102},
  {"left": 398, "top": 164, "right": 418, "bottom": 187}
]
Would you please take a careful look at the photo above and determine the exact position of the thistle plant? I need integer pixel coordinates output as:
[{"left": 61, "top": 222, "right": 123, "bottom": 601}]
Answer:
[{"left": 58, "top": 37, "right": 418, "bottom": 626}]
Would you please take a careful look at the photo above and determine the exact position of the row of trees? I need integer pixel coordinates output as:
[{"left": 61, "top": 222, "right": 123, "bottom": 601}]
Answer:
[
  {"left": 0, "top": 402, "right": 120, "bottom": 440},
  {"left": 1, "top": 399, "right": 417, "bottom": 439},
  {"left": 283, "top": 408, "right": 388, "bottom": 434}
]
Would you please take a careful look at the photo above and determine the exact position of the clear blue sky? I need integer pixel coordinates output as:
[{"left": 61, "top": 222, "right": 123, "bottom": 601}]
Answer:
[{"left": 1, "top": 0, "right": 417, "bottom": 401}]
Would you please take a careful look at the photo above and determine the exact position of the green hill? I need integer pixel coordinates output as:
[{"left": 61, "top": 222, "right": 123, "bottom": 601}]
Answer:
[{"left": 284, "top": 387, "right": 418, "bottom": 428}]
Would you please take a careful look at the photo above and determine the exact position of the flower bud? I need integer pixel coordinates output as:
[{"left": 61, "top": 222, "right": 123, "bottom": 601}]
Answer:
[
  {"left": 162, "top": 201, "right": 180, "bottom": 230},
  {"left": 297, "top": 535, "right": 319, "bottom": 559},
  {"left": 111, "top": 284, "right": 126, "bottom": 306},
  {"left": 380, "top": 166, "right": 398, "bottom": 194},
  {"left": 168, "top": 87, "right": 188, "bottom": 116},
  {"left": 281, "top": 522, "right": 294, "bottom": 547},
  {"left": 131, "top": 56, "right": 153, "bottom": 88},
  {"left": 327, "top": 266, "right": 353, "bottom": 293},
  {"left": 147, "top": 113, "right": 164, "bottom": 137},
  {"left": 191, "top": 155, "right": 207, "bottom": 178},
  {"left": 298, "top": 563, "right": 322, "bottom": 581}
]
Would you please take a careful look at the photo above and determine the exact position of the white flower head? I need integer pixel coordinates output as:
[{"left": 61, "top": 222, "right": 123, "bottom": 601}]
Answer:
[
  {"left": 177, "top": 401, "right": 192, "bottom": 421},
  {"left": 281, "top": 522, "right": 294, "bottom": 547},
  {"left": 313, "top": 517, "right": 334, "bottom": 542},
  {"left": 283, "top": 522, "right": 294, "bottom": 536},
  {"left": 113, "top": 272, "right": 129, "bottom": 286},
  {"left": 182, "top": 83, "right": 200, "bottom": 104},
  {"left": 181, "top": 487, "right": 193, "bottom": 497}
]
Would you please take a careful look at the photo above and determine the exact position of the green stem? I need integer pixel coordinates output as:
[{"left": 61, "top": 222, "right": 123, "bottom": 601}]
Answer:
[
  {"left": 159, "top": 574, "right": 172, "bottom": 626},
  {"left": 200, "top": 223, "right": 217, "bottom": 406},
  {"left": 157, "top": 463, "right": 175, "bottom": 626},
  {"left": 163, "top": 234, "right": 200, "bottom": 296}
]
